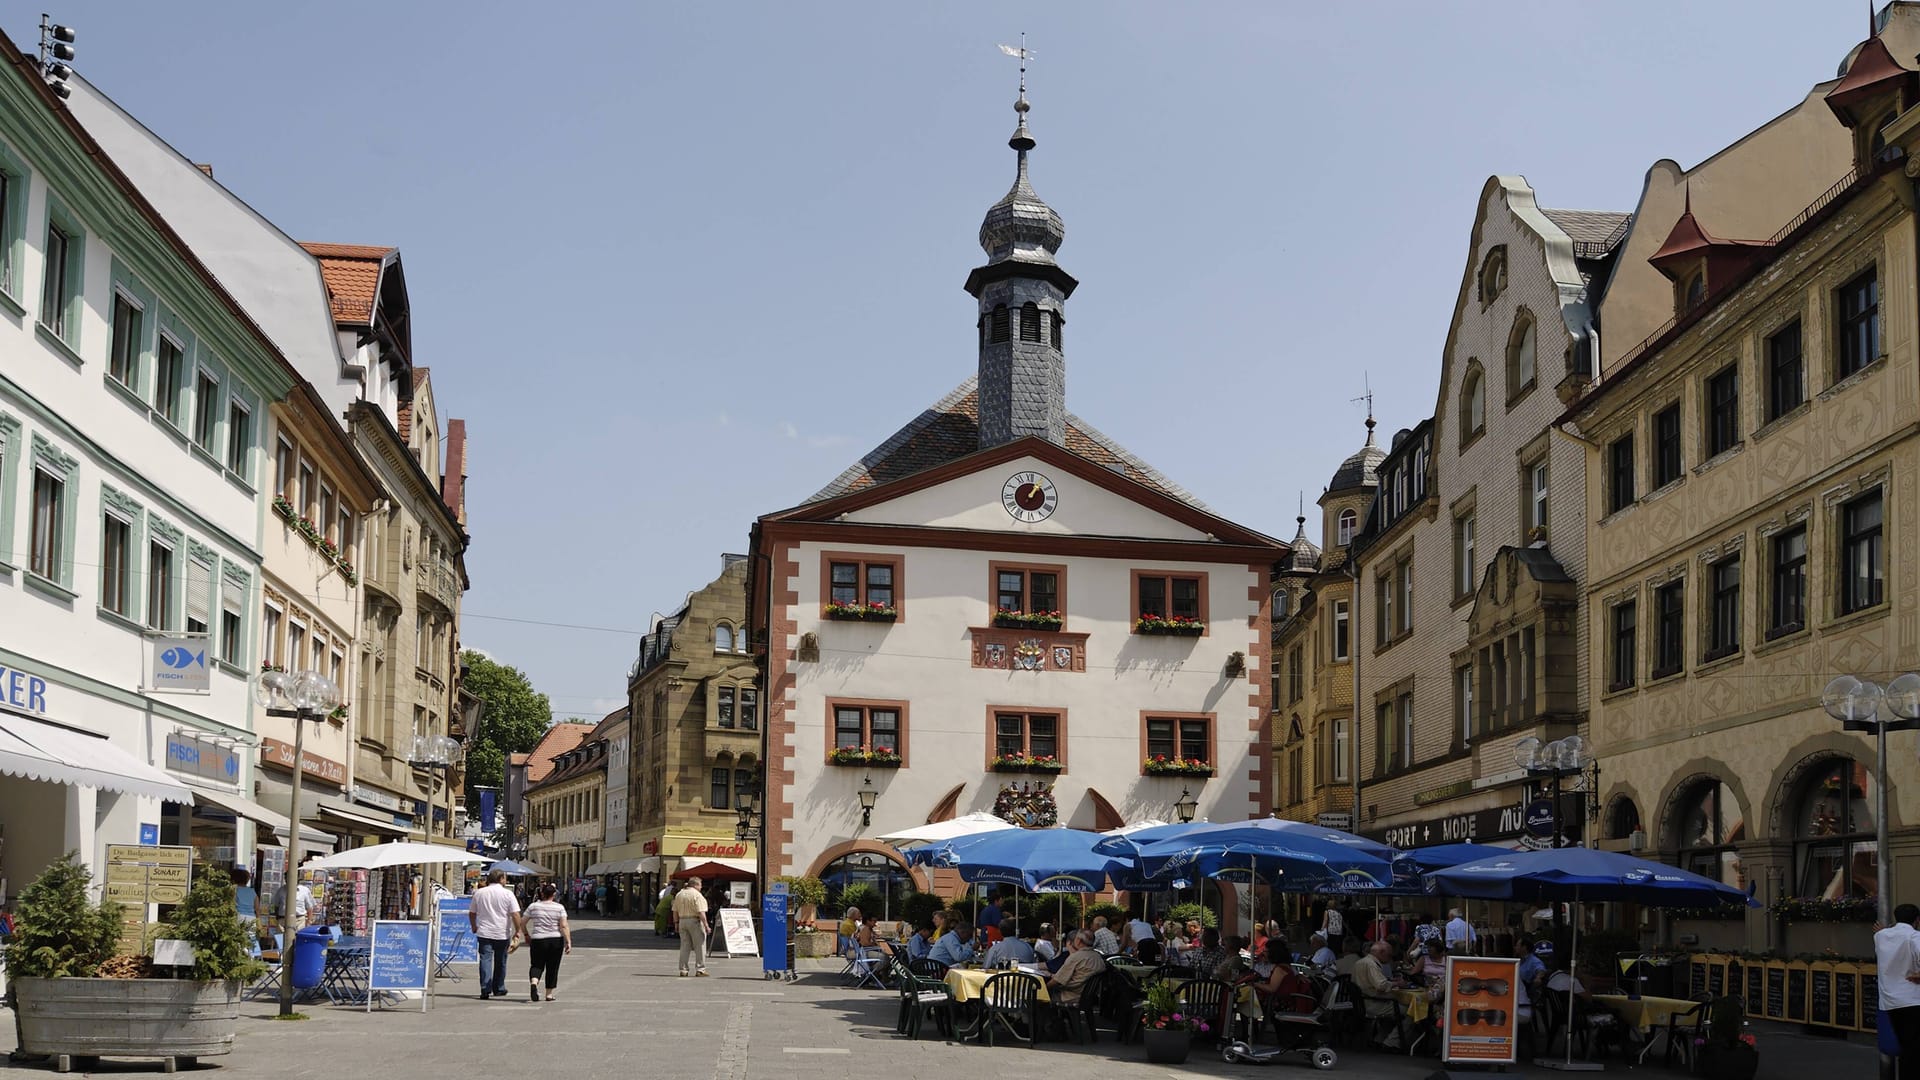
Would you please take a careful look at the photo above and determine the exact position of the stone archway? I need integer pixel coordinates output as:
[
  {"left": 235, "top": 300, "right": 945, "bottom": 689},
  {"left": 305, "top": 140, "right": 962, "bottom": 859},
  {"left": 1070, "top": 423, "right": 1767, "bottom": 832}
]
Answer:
[
  {"left": 1653, "top": 760, "right": 1756, "bottom": 849},
  {"left": 1762, "top": 731, "right": 1898, "bottom": 840}
]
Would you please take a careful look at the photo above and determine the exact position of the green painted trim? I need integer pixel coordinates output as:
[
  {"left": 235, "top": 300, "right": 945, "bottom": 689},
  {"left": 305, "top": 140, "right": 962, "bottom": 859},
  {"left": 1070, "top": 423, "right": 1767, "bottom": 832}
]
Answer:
[
  {"left": 152, "top": 305, "right": 195, "bottom": 429},
  {"left": 0, "top": 136, "right": 26, "bottom": 303},
  {"left": 146, "top": 512, "right": 183, "bottom": 632},
  {"left": 217, "top": 558, "right": 252, "bottom": 668},
  {"left": 0, "top": 370, "right": 261, "bottom": 561},
  {"left": 23, "top": 569, "right": 76, "bottom": 603},
  {"left": 107, "top": 257, "right": 157, "bottom": 398},
  {"left": 33, "top": 319, "right": 82, "bottom": 368},
  {"left": 0, "top": 283, "right": 23, "bottom": 319},
  {"left": 39, "top": 193, "right": 84, "bottom": 348},
  {"left": 0, "top": 410, "right": 18, "bottom": 567},
  {"left": 96, "top": 604, "right": 144, "bottom": 635},
  {"left": 0, "top": 65, "right": 291, "bottom": 400},
  {"left": 27, "top": 431, "right": 77, "bottom": 588},
  {"left": 0, "top": 643, "right": 252, "bottom": 740},
  {"left": 102, "top": 369, "right": 149, "bottom": 418}
]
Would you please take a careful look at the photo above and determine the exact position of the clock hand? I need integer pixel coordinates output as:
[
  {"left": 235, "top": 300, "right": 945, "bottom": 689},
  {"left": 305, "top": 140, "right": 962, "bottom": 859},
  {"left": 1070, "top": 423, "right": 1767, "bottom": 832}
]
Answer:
[{"left": 1028, "top": 483, "right": 1044, "bottom": 500}]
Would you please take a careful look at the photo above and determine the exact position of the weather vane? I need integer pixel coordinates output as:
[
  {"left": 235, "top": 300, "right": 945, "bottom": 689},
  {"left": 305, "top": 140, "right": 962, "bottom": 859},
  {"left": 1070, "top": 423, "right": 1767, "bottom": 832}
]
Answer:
[{"left": 997, "top": 33, "right": 1033, "bottom": 99}]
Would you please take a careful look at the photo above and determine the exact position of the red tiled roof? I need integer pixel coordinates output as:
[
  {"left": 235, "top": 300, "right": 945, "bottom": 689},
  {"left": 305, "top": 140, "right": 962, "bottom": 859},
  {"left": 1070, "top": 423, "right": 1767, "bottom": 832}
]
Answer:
[
  {"left": 1827, "top": 36, "right": 1913, "bottom": 123},
  {"left": 301, "top": 241, "right": 394, "bottom": 325},
  {"left": 399, "top": 367, "right": 430, "bottom": 441},
  {"left": 522, "top": 722, "right": 595, "bottom": 785}
]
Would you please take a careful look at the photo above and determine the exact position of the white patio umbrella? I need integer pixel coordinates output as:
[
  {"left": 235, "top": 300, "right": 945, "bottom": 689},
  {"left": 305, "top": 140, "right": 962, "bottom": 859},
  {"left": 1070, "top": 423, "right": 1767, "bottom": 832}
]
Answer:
[
  {"left": 877, "top": 811, "right": 1017, "bottom": 846},
  {"left": 311, "top": 841, "right": 491, "bottom": 870}
]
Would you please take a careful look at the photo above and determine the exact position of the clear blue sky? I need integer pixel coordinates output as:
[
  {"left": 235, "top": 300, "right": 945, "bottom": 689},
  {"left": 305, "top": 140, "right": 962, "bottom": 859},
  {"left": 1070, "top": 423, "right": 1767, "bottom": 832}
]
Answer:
[{"left": 23, "top": 1, "right": 1878, "bottom": 718}]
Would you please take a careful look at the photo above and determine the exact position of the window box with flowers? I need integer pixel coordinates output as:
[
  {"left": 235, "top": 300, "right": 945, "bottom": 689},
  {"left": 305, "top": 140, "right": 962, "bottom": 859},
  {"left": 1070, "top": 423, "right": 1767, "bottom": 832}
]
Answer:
[
  {"left": 1134, "top": 613, "right": 1206, "bottom": 636},
  {"left": 992, "top": 608, "right": 1063, "bottom": 631},
  {"left": 823, "top": 601, "right": 898, "bottom": 623},
  {"left": 328, "top": 704, "right": 348, "bottom": 723},
  {"left": 260, "top": 662, "right": 286, "bottom": 675},
  {"left": 989, "top": 753, "right": 1064, "bottom": 775},
  {"left": 272, "top": 496, "right": 358, "bottom": 586},
  {"left": 1769, "top": 896, "right": 1875, "bottom": 923},
  {"left": 827, "top": 746, "right": 902, "bottom": 768},
  {"left": 1143, "top": 756, "right": 1214, "bottom": 778}
]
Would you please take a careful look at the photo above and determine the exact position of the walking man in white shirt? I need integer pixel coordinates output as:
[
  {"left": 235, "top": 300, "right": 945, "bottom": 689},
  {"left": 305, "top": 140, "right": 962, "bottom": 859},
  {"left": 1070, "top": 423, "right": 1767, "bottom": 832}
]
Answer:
[
  {"left": 469, "top": 870, "right": 523, "bottom": 1000},
  {"left": 673, "top": 876, "right": 711, "bottom": 977},
  {"left": 1875, "top": 903, "right": 1920, "bottom": 1078}
]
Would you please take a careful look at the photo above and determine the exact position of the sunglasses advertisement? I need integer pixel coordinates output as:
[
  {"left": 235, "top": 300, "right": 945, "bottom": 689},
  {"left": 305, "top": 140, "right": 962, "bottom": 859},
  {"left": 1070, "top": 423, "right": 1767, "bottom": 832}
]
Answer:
[{"left": 1442, "top": 955, "right": 1521, "bottom": 1064}]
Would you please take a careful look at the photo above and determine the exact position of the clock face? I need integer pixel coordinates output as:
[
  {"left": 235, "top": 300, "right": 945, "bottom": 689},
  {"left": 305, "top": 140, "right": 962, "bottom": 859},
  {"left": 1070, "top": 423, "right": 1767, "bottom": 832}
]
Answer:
[{"left": 1002, "top": 472, "right": 1058, "bottom": 522}]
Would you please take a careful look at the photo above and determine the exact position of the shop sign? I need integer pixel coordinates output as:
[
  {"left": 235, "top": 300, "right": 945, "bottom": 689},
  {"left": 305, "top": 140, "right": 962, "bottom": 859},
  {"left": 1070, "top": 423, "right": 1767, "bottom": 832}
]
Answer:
[
  {"left": 260, "top": 738, "right": 348, "bottom": 786},
  {"left": 1525, "top": 798, "right": 1557, "bottom": 838},
  {"left": 104, "top": 844, "right": 193, "bottom": 953},
  {"left": 1366, "top": 794, "right": 1585, "bottom": 850},
  {"left": 1315, "top": 812, "right": 1353, "bottom": 831},
  {"left": 164, "top": 730, "right": 239, "bottom": 783},
  {"left": 149, "top": 635, "right": 210, "bottom": 693},
  {"left": 0, "top": 667, "right": 50, "bottom": 715},
  {"left": 353, "top": 785, "right": 404, "bottom": 812},
  {"left": 642, "top": 840, "right": 659, "bottom": 855},
  {"left": 681, "top": 839, "right": 749, "bottom": 859}
]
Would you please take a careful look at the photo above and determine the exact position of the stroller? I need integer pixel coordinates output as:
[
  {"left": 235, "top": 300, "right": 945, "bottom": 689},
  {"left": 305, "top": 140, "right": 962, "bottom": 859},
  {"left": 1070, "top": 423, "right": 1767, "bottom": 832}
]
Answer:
[{"left": 1221, "top": 975, "right": 1346, "bottom": 1070}]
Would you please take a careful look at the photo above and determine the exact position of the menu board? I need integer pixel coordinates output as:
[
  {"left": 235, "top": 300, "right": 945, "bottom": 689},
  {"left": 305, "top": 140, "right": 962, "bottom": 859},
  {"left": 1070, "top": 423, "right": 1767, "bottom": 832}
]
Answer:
[
  {"left": 1708, "top": 961, "right": 1726, "bottom": 997},
  {"left": 1861, "top": 972, "right": 1880, "bottom": 1020},
  {"left": 1689, "top": 958, "right": 1708, "bottom": 997},
  {"left": 366, "top": 920, "right": 431, "bottom": 1012},
  {"left": 103, "top": 845, "right": 193, "bottom": 952},
  {"left": 719, "top": 907, "right": 759, "bottom": 957},
  {"left": 435, "top": 898, "right": 477, "bottom": 964},
  {"left": 1745, "top": 965, "right": 1765, "bottom": 1014},
  {"left": 1442, "top": 956, "right": 1521, "bottom": 1065},
  {"left": 1810, "top": 967, "right": 1832, "bottom": 1025},
  {"left": 1765, "top": 966, "right": 1787, "bottom": 1019},
  {"left": 1787, "top": 966, "right": 1808, "bottom": 1021},
  {"left": 1834, "top": 968, "right": 1858, "bottom": 1030}
]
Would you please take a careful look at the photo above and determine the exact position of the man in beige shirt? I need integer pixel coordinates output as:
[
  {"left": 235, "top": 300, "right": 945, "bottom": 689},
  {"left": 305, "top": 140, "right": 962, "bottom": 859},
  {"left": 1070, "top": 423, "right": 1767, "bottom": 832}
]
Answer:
[
  {"left": 1048, "top": 930, "right": 1109, "bottom": 1004},
  {"left": 672, "top": 877, "right": 710, "bottom": 977}
]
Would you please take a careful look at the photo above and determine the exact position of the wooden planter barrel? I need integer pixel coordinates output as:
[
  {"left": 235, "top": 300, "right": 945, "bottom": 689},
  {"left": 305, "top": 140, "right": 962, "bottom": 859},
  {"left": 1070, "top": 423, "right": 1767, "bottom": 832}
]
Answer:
[{"left": 14, "top": 976, "right": 240, "bottom": 1073}]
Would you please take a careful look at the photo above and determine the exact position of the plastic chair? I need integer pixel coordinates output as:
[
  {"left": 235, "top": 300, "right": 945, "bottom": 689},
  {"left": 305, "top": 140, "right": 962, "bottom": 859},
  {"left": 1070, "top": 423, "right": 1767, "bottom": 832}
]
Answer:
[
  {"left": 907, "top": 957, "right": 949, "bottom": 980},
  {"left": 1174, "top": 977, "right": 1234, "bottom": 1044},
  {"left": 980, "top": 971, "right": 1044, "bottom": 1048},
  {"left": 896, "top": 967, "right": 955, "bottom": 1040},
  {"left": 1661, "top": 994, "right": 1712, "bottom": 1069}
]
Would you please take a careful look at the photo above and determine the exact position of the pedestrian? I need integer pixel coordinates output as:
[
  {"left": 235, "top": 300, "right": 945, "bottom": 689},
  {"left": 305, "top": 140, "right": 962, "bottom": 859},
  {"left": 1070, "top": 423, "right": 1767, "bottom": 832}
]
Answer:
[
  {"left": 1875, "top": 902, "right": 1920, "bottom": 1078},
  {"left": 1319, "top": 900, "right": 1345, "bottom": 954},
  {"left": 1444, "top": 907, "right": 1476, "bottom": 952},
  {"left": 229, "top": 868, "right": 259, "bottom": 942},
  {"left": 595, "top": 880, "right": 608, "bottom": 916},
  {"left": 673, "top": 874, "right": 711, "bottom": 977},
  {"left": 469, "top": 869, "right": 523, "bottom": 1000},
  {"left": 524, "top": 882, "right": 573, "bottom": 1001}
]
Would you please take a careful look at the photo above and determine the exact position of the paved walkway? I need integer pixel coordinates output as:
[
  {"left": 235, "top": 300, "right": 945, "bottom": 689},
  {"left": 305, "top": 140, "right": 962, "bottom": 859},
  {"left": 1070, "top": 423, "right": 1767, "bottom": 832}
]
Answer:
[{"left": 0, "top": 917, "right": 1884, "bottom": 1077}]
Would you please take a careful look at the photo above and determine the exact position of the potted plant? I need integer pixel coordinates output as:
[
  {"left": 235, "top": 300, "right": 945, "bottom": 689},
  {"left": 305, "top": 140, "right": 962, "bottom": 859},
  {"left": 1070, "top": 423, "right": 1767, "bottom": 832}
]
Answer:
[
  {"left": 1134, "top": 613, "right": 1205, "bottom": 636},
  {"left": 823, "top": 600, "right": 898, "bottom": 622},
  {"left": 9, "top": 855, "right": 263, "bottom": 1072},
  {"left": 992, "top": 608, "right": 1063, "bottom": 631},
  {"left": 989, "top": 752, "right": 1064, "bottom": 774},
  {"left": 1140, "top": 979, "right": 1210, "bottom": 1063},
  {"left": 1143, "top": 755, "right": 1215, "bottom": 777},
  {"left": 827, "top": 745, "right": 903, "bottom": 768}
]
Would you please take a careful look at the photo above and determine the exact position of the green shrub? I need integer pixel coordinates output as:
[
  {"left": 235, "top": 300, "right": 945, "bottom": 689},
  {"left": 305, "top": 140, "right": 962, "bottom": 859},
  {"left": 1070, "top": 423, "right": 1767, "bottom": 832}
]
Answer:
[
  {"left": 899, "top": 891, "right": 947, "bottom": 934},
  {"left": 1168, "top": 902, "right": 1218, "bottom": 929},
  {"left": 6, "top": 853, "right": 123, "bottom": 979},
  {"left": 776, "top": 875, "right": 826, "bottom": 910},
  {"left": 1084, "top": 901, "right": 1128, "bottom": 929},
  {"left": 153, "top": 869, "right": 266, "bottom": 981},
  {"left": 835, "top": 883, "right": 882, "bottom": 918}
]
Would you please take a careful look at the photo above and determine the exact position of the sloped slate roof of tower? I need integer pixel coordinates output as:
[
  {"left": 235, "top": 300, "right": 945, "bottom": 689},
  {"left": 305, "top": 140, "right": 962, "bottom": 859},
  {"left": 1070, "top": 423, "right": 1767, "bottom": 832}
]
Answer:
[
  {"left": 809, "top": 376, "right": 1207, "bottom": 510},
  {"left": 1539, "top": 209, "right": 1632, "bottom": 259}
]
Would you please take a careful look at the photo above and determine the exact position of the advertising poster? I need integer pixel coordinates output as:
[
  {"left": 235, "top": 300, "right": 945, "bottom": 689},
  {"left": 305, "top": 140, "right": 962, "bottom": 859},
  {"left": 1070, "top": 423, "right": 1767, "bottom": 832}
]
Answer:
[
  {"left": 719, "top": 907, "right": 759, "bottom": 957},
  {"left": 1442, "top": 955, "right": 1520, "bottom": 1064}
]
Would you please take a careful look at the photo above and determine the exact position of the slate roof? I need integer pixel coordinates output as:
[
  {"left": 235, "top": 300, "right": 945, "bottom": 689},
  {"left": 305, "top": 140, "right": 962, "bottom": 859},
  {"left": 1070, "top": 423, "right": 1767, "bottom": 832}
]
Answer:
[
  {"left": 1540, "top": 209, "right": 1632, "bottom": 260},
  {"left": 810, "top": 376, "right": 1207, "bottom": 509},
  {"left": 301, "top": 241, "right": 394, "bottom": 324}
]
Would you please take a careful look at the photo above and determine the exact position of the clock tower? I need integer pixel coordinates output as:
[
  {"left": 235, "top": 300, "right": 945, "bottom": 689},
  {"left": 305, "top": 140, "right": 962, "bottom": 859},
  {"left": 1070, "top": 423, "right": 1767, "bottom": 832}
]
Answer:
[{"left": 966, "top": 80, "right": 1075, "bottom": 450}]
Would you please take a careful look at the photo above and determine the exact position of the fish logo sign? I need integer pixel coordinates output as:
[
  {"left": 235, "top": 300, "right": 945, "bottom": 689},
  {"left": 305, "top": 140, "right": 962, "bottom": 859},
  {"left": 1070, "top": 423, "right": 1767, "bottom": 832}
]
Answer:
[
  {"left": 151, "top": 638, "right": 212, "bottom": 692},
  {"left": 159, "top": 647, "right": 206, "bottom": 670}
]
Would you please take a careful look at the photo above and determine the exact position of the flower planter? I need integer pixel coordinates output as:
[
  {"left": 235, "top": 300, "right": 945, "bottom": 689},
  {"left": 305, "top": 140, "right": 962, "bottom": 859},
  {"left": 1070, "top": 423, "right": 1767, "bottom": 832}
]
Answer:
[
  {"left": 827, "top": 753, "right": 903, "bottom": 768},
  {"left": 1142, "top": 1026, "right": 1192, "bottom": 1064},
  {"left": 1135, "top": 622, "right": 1205, "bottom": 636},
  {"left": 14, "top": 976, "right": 240, "bottom": 1071},
  {"left": 792, "top": 931, "right": 836, "bottom": 959},
  {"left": 1143, "top": 762, "right": 1215, "bottom": 778},
  {"left": 993, "top": 615, "right": 1063, "bottom": 631},
  {"left": 989, "top": 762, "right": 1065, "bottom": 774},
  {"left": 824, "top": 609, "right": 897, "bottom": 622}
]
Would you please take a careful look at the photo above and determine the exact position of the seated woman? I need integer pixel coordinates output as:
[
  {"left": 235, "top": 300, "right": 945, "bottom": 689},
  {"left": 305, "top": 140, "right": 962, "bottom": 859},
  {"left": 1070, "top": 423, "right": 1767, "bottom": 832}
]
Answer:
[
  {"left": 1245, "top": 937, "right": 1315, "bottom": 1016},
  {"left": 1413, "top": 940, "right": 1448, "bottom": 986}
]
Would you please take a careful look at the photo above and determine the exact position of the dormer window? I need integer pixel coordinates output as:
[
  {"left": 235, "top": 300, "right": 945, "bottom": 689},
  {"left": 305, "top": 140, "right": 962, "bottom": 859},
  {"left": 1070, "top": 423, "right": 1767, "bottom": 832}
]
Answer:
[
  {"left": 1337, "top": 509, "right": 1356, "bottom": 546},
  {"left": 1684, "top": 271, "right": 1707, "bottom": 312}
]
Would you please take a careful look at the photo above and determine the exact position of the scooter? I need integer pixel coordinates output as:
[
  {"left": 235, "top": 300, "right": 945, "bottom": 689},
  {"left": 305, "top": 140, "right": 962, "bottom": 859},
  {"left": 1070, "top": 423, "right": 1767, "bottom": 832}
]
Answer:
[{"left": 1221, "top": 1041, "right": 1338, "bottom": 1070}]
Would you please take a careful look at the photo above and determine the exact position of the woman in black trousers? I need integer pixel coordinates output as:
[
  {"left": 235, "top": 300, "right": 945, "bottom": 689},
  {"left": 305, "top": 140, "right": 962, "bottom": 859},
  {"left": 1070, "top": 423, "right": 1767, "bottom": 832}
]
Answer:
[{"left": 523, "top": 882, "right": 573, "bottom": 1001}]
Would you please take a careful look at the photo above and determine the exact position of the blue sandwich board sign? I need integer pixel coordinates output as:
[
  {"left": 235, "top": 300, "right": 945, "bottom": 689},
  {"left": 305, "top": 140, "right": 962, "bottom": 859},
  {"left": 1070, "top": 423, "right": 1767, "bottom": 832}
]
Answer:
[{"left": 367, "top": 920, "right": 432, "bottom": 1012}]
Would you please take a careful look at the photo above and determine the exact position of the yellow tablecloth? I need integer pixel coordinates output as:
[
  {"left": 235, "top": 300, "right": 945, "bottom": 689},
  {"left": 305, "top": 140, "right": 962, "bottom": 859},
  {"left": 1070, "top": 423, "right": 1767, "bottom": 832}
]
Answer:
[
  {"left": 1394, "top": 988, "right": 1435, "bottom": 1023},
  {"left": 943, "top": 967, "right": 1051, "bottom": 1004},
  {"left": 1593, "top": 993, "right": 1701, "bottom": 1033}
]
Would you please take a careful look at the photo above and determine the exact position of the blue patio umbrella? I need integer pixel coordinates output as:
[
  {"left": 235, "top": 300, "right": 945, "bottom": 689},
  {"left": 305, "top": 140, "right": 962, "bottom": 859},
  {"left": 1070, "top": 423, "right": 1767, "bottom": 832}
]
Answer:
[
  {"left": 1427, "top": 847, "right": 1758, "bottom": 1069},
  {"left": 906, "top": 827, "right": 1111, "bottom": 893},
  {"left": 1396, "top": 842, "right": 1512, "bottom": 874},
  {"left": 1120, "top": 823, "right": 1397, "bottom": 893},
  {"left": 1093, "top": 817, "right": 1397, "bottom": 863}
]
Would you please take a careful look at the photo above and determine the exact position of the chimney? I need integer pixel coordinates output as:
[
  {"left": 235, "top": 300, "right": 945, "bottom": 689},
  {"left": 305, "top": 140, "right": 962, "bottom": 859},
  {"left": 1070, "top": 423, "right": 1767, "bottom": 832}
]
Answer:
[
  {"left": 194, "top": 163, "right": 214, "bottom": 178},
  {"left": 442, "top": 419, "right": 467, "bottom": 526}
]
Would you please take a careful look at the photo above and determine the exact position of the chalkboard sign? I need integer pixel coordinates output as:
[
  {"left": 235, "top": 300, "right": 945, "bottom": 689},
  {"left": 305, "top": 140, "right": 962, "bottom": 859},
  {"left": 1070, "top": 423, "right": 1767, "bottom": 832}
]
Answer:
[
  {"left": 367, "top": 920, "right": 431, "bottom": 1013},
  {"left": 1688, "top": 959, "right": 1708, "bottom": 997},
  {"left": 1765, "top": 967, "right": 1786, "bottom": 1019},
  {"left": 1834, "top": 970, "right": 1858, "bottom": 1030},
  {"left": 1862, "top": 972, "right": 1880, "bottom": 1017},
  {"left": 1745, "top": 965, "right": 1764, "bottom": 1014},
  {"left": 1810, "top": 967, "right": 1832, "bottom": 1025},
  {"left": 435, "top": 898, "right": 477, "bottom": 964},
  {"left": 1708, "top": 962, "right": 1726, "bottom": 997},
  {"left": 1787, "top": 966, "right": 1808, "bottom": 1021}
]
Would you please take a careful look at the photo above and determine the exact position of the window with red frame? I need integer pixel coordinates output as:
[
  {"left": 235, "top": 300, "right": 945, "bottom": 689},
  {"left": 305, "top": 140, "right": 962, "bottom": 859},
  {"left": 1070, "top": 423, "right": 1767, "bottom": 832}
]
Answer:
[{"left": 1145, "top": 716, "right": 1210, "bottom": 764}]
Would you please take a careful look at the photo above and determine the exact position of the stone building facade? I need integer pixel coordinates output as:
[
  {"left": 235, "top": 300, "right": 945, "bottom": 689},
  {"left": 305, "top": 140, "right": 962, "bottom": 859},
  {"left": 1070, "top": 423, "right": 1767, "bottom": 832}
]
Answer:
[
  {"left": 527, "top": 720, "right": 608, "bottom": 882},
  {"left": 1350, "top": 177, "right": 1626, "bottom": 850},
  {"left": 624, "top": 556, "right": 760, "bottom": 898},
  {"left": 1564, "top": 24, "right": 1920, "bottom": 951}
]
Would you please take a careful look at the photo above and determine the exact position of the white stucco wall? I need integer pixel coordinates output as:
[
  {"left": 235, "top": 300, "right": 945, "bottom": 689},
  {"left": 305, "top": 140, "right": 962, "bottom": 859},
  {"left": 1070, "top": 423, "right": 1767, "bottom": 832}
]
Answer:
[{"left": 841, "top": 455, "right": 1210, "bottom": 540}]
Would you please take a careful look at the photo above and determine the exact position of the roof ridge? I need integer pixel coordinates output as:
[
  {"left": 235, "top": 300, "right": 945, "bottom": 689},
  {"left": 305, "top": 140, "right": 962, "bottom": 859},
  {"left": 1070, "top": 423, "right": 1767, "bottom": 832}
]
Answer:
[{"left": 809, "top": 378, "right": 981, "bottom": 502}]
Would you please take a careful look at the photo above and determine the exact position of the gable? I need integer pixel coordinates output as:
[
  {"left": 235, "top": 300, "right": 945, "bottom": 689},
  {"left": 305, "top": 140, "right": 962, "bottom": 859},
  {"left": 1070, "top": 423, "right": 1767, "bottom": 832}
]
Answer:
[{"left": 839, "top": 453, "right": 1211, "bottom": 541}]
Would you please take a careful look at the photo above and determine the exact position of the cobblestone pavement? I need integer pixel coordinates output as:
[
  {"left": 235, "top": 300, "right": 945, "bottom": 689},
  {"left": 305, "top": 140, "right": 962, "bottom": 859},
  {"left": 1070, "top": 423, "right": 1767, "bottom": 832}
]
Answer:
[{"left": 0, "top": 918, "right": 1881, "bottom": 1078}]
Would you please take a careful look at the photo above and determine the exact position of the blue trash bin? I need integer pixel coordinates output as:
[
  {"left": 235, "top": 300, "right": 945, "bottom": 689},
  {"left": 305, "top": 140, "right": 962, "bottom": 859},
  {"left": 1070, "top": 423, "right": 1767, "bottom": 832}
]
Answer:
[{"left": 292, "top": 926, "right": 330, "bottom": 989}]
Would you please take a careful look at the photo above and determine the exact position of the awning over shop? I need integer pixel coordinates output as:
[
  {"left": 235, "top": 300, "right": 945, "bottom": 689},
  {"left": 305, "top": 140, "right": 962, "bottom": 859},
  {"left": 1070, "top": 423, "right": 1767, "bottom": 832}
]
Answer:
[
  {"left": 191, "top": 786, "right": 334, "bottom": 846},
  {"left": 260, "top": 790, "right": 408, "bottom": 838},
  {"left": 585, "top": 856, "right": 659, "bottom": 875},
  {"left": 0, "top": 714, "right": 195, "bottom": 804}
]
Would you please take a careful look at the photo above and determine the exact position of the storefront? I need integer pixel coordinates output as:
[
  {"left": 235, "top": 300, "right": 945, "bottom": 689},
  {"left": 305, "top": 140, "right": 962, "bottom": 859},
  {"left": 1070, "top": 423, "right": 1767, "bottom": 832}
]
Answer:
[{"left": 252, "top": 737, "right": 353, "bottom": 857}]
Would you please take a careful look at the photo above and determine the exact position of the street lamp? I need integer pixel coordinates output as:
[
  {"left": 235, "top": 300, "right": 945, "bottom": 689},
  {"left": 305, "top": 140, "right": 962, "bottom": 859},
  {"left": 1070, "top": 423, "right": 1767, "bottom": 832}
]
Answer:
[
  {"left": 1174, "top": 787, "right": 1199, "bottom": 824},
  {"left": 407, "top": 734, "right": 464, "bottom": 907},
  {"left": 253, "top": 667, "right": 340, "bottom": 1018},
  {"left": 1821, "top": 674, "right": 1920, "bottom": 925},
  {"left": 736, "top": 780, "right": 759, "bottom": 842},
  {"left": 856, "top": 775, "right": 878, "bottom": 828},
  {"left": 1514, "top": 735, "right": 1596, "bottom": 850}
]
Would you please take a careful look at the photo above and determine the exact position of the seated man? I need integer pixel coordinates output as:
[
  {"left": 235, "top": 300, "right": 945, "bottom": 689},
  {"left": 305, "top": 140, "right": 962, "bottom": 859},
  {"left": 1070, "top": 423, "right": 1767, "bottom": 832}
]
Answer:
[
  {"left": 1335, "top": 938, "right": 1365, "bottom": 978},
  {"left": 1186, "top": 927, "right": 1227, "bottom": 976},
  {"left": 929, "top": 920, "right": 976, "bottom": 967},
  {"left": 1048, "top": 929, "right": 1109, "bottom": 1005},
  {"left": 1091, "top": 916, "right": 1121, "bottom": 956},
  {"left": 982, "top": 918, "right": 1035, "bottom": 968},
  {"left": 1354, "top": 939, "right": 1409, "bottom": 1048},
  {"left": 1306, "top": 932, "right": 1337, "bottom": 974}
]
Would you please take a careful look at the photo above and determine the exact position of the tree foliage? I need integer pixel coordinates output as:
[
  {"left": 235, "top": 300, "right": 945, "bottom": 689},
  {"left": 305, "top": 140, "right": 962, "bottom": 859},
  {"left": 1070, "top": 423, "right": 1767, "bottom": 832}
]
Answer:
[
  {"left": 461, "top": 649, "right": 555, "bottom": 811},
  {"left": 6, "top": 853, "right": 122, "bottom": 979},
  {"left": 156, "top": 869, "right": 267, "bottom": 981}
]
